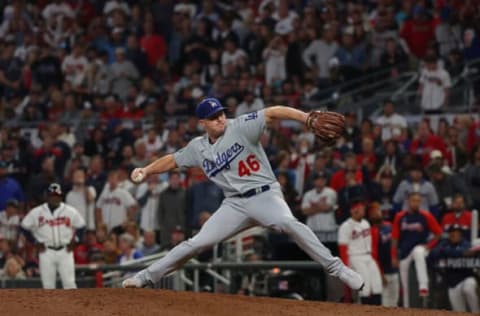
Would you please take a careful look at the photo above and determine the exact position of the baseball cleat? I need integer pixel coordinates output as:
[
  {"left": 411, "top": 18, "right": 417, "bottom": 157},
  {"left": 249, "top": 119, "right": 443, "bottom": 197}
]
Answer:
[
  {"left": 122, "top": 277, "right": 153, "bottom": 288},
  {"left": 338, "top": 265, "right": 364, "bottom": 291}
]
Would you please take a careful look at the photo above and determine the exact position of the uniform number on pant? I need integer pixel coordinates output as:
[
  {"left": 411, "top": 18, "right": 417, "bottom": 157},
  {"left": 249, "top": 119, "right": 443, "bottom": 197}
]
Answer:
[{"left": 238, "top": 154, "right": 260, "bottom": 177}]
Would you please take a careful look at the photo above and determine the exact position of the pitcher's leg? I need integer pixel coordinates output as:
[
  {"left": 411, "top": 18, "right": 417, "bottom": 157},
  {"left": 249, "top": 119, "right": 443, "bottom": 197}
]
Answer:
[
  {"left": 245, "top": 191, "right": 363, "bottom": 289},
  {"left": 137, "top": 202, "right": 253, "bottom": 285}
]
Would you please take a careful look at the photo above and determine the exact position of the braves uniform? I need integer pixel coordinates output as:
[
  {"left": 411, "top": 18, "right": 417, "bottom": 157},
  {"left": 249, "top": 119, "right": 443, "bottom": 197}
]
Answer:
[
  {"left": 132, "top": 110, "right": 356, "bottom": 286},
  {"left": 392, "top": 210, "right": 442, "bottom": 307},
  {"left": 371, "top": 221, "right": 399, "bottom": 307},
  {"left": 338, "top": 218, "right": 382, "bottom": 297},
  {"left": 21, "top": 202, "right": 85, "bottom": 289}
]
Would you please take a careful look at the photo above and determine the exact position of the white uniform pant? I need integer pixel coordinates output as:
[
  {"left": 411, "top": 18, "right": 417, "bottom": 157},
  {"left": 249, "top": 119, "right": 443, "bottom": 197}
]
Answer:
[
  {"left": 399, "top": 245, "right": 428, "bottom": 308},
  {"left": 382, "top": 273, "right": 400, "bottom": 307},
  {"left": 349, "top": 254, "right": 382, "bottom": 297},
  {"left": 448, "top": 277, "right": 480, "bottom": 313},
  {"left": 39, "top": 248, "right": 76, "bottom": 289},
  {"left": 139, "top": 186, "right": 344, "bottom": 283}
]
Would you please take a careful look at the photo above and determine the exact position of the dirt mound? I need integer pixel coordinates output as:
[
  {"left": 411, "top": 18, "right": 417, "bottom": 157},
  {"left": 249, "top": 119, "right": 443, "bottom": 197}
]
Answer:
[{"left": 0, "top": 289, "right": 468, "bottom": 316}]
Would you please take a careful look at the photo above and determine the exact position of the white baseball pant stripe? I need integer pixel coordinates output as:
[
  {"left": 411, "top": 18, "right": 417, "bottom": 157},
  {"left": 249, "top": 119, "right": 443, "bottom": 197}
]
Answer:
[
  {"left": 399, "top": 245, "right": 428, "bottom": 308},
  {"left": 39, "top": 248, "right": 76, "bottom": 289},
  {"left": 382, "top": 273, "right": 399, "bottom": 307},
  {"left": 140, "top": 188, "right": 343, "bottom": 283},
  {"left": 448, "top": 277, "right": 480, "bottom": 313},
  {"left": 349, "top": 255, "right": 382, "bottom": 297}
]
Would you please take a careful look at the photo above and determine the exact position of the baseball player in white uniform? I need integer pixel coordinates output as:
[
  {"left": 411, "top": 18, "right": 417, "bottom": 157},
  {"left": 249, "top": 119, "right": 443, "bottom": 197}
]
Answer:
[
  {"left": 338, "top": 200, "right": 382, "bottom": 305},
  {"left": 122, "top": 98, "right": 364, "bottom": 291},
  {"left": 21, "top": 183, "right": 85, "bottom": 289}
]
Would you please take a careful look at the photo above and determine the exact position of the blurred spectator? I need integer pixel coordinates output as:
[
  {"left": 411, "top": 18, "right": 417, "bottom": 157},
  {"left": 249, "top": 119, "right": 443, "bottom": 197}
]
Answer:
[
  {"left": 0, "top": 160, "right": 24, "bottom": 211},
  {"left": 66, "top": 168, "right": 97, "bottom": 231},
  {"left": 380, "top": 38, "right": 408, "bottom": 77},
  {"left": 301, "top": 172, "right": 337, "bottom": 254},
  {"left": 369, "top": 202, "right": 399, "bottom": 307},
  {"left": 391, "top": 192, "right": 443, "bottom": 308},
  {"left": 186, "top": 168, "right": 222, "bottom": 230},
  {"left": 435, "top": 8, "right": 463, "bottom": 58},
  {"left": 463, "top": 147, "right": 480, "bottom": 210},
  {"left": 428, "top": 164, "right": 469, "bottom": 217},
  {"left": 27, "top": 156, "right": 59, "bottom": 206},
  {"left": 86, "top": 155, "right": 107, "bottom": 196},
  {"left": 400, "top": 5, "right": 435, "bottom": 58},
  {"left": 329, "top": 152, "right": 362, "bottom": 192},
  {"left": 0, "top": 257, "right": 26, "bottom": 280},
  {"left": 262, "top": 35, "right": 286, "bottom": 86},
  {"left": 418, "top": 53, "right": 452, "bottom": 113},
  {"left": 161, "top": 225, "right": 186, "bottom": 251},
  {"left": 410, "top": 120, "right": 447, "bottom": 167},
  {"left": 369, "top": 170, "right": 396, "bottom": 221},
  {"left": 110, "top": 47, "right": 139, "bottom": 101},
  {"left": 95, "top": 169, "right": 137, "bottom": 232},
  {"left": 334, "top": 27, "right": 367, "bottom": 79},
  {"left": 158, "top": 170, "right": 186, "bottom": 245},
  {"left": 302, "top": 24, "right": 338, "bottom": 82},
  {"left": 61, "top": 43, "right": 88, "bottom": 90},
  {"left": 463, "top": 28, "right": 480, "bottom": 61},
  {"left": 138, "top": 230, "right": 161, "bottom": 256},
  {"left": 118, "top": 233, "right": 143, "bottom": 264},
  {"left": 235, "top": 90, "right": 265, "bottom": 117},
  {"left": 429, "top": 226, "right": 480, "bottom": 313},
  {"left": 441, "top": 194, "right": 472, "bottom": 240},
  {"left": 393, "top": 164, "right": 439, "bottom": 218},
  {"left": 0, "top": 199, "right": 20, "bottom": 242},
  {"left": 375, "top": 100, "right": 407, "bottom": 142},
  {"left": 222, "top": 36, "right": 247, "bottom": 77},
  {"left": 125, "top": 35, "right": 149, "bottom": 77},
  {"left": 136, "top": 174, "right": 167, "bottom": 233}
]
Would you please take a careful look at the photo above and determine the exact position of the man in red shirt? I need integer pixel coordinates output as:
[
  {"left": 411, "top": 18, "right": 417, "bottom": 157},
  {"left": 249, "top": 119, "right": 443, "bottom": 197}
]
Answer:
[
  {"left": 140, "top": 20, "right": 166, "bottom": 66},
  {"left": 400, "top": 5, "right": 435, "bottom": 58},
  {"left": 441, "top": 194, "right": 472, "bottom": 239},
  {"left": 329, "top": 152, "right": 363, "bottom": 192},
  {"left": 409, "top": 120, "right": 447, "bottom": 167}
]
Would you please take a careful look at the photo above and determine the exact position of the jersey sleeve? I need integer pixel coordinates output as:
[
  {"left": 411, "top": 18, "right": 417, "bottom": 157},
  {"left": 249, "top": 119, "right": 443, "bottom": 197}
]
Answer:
[
  {"left": 391, "top": 212, "right": 403, "bottom": 240},
  {"left": 174, "top": 139, "right": 199, "bottom": 168},
  {"left": 337, "top": 222, "right": 350, "bottom": 245},
  {"left": 21, "top": 209, "right": 36, "bottom": 231},
  {"left": 423, "top": 211, "right": 443, "bottom": 235},
  {"left": 232, "top": 110, "right": 266, "bottom": 144}
]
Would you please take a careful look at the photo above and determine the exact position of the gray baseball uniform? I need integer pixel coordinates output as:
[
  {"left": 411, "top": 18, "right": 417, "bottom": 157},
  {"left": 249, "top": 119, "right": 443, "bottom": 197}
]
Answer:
[{"left": 135, "top": 110, "right": 344, "bottom": 284}]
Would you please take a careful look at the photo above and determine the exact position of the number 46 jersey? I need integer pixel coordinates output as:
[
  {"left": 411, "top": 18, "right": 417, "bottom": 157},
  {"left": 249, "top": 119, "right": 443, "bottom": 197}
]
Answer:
[{"left": 174, "top": 110, "right": 277, "bottom": 197}]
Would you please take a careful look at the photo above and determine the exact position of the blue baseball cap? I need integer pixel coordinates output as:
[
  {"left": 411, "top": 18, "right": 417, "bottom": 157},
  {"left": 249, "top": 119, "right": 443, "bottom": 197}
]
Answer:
[{"left": 195, "top": 98, "right": 226, "bottom": 119}]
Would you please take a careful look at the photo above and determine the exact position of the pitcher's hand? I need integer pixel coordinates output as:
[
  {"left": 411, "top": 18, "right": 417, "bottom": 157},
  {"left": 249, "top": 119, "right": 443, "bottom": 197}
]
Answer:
[{"left": 131, "top": 168, "right": 147, "bottom": 183}]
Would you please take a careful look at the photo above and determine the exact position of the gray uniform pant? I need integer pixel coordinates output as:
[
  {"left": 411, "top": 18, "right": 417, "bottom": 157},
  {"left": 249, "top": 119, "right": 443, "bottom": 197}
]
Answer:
[{"left": 138, "top": 185, "right": 343, "bottom": 283}]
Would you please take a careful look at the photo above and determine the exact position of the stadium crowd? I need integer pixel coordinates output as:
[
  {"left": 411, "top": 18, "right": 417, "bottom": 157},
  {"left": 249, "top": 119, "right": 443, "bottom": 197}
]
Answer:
[{"left": 0, "top": 0, "right": 480, "bottom": 311}]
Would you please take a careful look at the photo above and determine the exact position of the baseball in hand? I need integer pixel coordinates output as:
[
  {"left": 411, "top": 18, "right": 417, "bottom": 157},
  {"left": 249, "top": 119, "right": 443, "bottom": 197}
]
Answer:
[{"left": 131, "top": 169, "right": 146, "bottom": 183}]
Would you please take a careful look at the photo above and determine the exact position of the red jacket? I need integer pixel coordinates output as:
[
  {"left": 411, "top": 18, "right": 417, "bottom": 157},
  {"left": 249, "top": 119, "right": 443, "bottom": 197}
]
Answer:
[
  {"left": 400, "top": 19, "right": 435, "bottom": 58},
  {"left": 140, "top": 34, "right": 167, "bottom": 66}
]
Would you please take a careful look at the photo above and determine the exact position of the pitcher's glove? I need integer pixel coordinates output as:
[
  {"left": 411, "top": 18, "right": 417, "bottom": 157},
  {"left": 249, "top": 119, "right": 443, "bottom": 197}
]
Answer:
[{"left": 306, "top": 110, "right": 346, "bottom": 145}]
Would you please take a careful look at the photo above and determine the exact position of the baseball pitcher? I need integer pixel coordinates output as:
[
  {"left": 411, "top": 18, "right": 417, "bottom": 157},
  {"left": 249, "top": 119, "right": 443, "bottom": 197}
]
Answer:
[
  {"left": 21, "top": 183, "right": 85, "bottom": 289},
  {"left": 122, "top": 98, "right": 364, "bottom": 291}
]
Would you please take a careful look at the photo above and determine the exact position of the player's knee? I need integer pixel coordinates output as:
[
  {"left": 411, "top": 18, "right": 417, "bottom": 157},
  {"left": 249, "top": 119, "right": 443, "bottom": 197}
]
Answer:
[
  {"left": 412, "top": 245, "right": 426, "bottom": 257},
  {"left": 463, "top": 278, "right": 478, "bottom": 294},
  {"left": 270, "top": 217, "right": 298, "bottom": 233}
]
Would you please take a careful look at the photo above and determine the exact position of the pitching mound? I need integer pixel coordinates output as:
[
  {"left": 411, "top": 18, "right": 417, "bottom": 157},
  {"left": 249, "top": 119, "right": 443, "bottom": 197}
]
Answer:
[{"left": 0, "top": 289, "right": 468, "bottom": 316}]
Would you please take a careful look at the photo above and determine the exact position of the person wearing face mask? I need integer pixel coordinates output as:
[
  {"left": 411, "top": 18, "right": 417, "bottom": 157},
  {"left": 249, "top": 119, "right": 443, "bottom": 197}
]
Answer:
[
  {"left": 66, "top": 168, "right": 97, "bottom": 231},
  {"left": 441, "top": 194, "right": 472, "bottom": 240},
  {"left": 21, "top": 183, "right": 85, "bottom": 289}
]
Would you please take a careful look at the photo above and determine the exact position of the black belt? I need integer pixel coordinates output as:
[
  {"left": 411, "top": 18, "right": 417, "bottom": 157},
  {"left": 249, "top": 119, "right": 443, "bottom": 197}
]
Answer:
[
  {"left": 47, "top": 245, "right": 66, "bottom": 251},
  {"left": 233, "top": 185, "right": 270, "bottom": 198}
]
